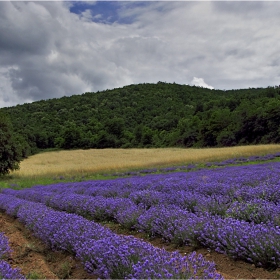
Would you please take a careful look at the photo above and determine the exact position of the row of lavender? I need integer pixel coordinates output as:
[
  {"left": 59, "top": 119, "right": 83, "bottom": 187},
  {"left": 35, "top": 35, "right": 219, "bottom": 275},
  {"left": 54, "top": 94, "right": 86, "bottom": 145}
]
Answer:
[
  {"left": 3, "top": 162, "right": 280, "bottom": 269},
  {"left": 32, "top": 161, "right": 280, "bottom": 202},
  {"left": 0, "top": 194, "right": 222, "bottom": 279},
  {"left": 108, "top": 152, "right": 280, "bottom": 177},
  {"left": 5, "top": 162, "right": 280, "bottom": 224},
  {"left": 4, "top": 188, "right": 280, "bottom": 269},
  {"left": 0, "top": 232, "right": 25, "bottom": 279}
]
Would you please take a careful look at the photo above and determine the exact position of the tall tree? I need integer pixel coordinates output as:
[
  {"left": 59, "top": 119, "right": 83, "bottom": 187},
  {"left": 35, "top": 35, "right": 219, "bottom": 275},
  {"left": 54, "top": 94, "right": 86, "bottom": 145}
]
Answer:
[{"left": 0, "top": 113, "right": 23, "bottom": 175}]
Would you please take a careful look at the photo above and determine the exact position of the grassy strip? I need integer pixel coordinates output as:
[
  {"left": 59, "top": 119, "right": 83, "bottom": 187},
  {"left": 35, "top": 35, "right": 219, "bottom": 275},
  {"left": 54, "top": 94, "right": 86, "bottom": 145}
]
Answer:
[{"left": 1, "top": 145, "right": 280, "bottom": 189}]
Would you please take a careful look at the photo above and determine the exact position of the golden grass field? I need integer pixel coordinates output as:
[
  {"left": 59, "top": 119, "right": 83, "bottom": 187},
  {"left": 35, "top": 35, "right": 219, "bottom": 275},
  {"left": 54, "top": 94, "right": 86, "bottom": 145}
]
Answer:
[{"left": 11, "top": 144, "right": 280, "bottom": 178}]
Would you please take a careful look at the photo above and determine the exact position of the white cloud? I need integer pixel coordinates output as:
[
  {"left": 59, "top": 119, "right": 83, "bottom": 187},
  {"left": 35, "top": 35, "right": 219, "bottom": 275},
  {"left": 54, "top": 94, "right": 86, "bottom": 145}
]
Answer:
[
  {"left": 80, "top": 9, "right": 94, "bottom": 22},
  {"left": 191, "top": 77, "right": 214, "bottom": 90}
]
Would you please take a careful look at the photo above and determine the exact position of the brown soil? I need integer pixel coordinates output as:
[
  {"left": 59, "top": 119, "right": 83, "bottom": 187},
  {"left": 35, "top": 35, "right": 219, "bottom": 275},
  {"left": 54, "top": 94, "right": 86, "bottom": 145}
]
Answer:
[
  {"left": 1, "top": 211, "right": 280, "bottom": 279},
  {"left": 0, "top": 211, "right": 97, "bottom": 279}
]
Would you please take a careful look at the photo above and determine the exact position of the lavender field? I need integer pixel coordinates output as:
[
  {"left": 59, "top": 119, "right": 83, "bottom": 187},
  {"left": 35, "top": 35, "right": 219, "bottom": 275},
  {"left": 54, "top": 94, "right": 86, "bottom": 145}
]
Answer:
[{"left": 1, "top": 160, "right": 280, "bottom": 278}]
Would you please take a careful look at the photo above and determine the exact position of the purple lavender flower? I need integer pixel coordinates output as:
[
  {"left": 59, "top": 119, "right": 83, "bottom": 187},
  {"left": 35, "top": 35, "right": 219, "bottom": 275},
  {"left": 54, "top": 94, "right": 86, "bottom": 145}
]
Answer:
[
  {"left": 0, "top": 233, "right": 25, "bottom": 279},
  {"left": 0, "top": 260, "right": 26, "bottom": 279},
  {"left": 0, "top": 233, "right": 10, "bottom": 259}
]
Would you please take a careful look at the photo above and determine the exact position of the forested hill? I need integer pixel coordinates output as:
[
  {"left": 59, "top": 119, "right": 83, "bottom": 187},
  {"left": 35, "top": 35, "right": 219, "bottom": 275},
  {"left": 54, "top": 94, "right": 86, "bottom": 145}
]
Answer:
[{"left": 1, "top": 82, "right": 280, "bottom": 156}]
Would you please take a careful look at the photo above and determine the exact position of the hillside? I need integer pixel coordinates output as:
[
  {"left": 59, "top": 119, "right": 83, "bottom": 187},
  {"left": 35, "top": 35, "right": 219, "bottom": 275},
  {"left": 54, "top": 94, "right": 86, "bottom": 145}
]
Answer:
[{"left": 1, "top": 82, "right": 280, "bottom": 155}]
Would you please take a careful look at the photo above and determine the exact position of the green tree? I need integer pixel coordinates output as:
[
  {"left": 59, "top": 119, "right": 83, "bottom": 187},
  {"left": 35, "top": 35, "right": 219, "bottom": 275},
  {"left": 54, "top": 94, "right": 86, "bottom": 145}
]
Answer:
[
  {"left": 104, "top": 117, "right": 125, "bottom": 138},
  {"left": 141, "top": 126, "right": 154, "bottom": 146},
  {"left": 0, "top": 113, "right": 23, "bottom": 175},
  {"left": 61, "top": 121, "right": 82, "bottom": 149}
]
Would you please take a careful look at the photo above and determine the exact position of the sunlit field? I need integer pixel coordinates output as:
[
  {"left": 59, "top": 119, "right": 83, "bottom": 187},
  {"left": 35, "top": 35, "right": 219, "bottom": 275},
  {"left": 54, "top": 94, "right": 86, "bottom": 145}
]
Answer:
[{"left": 12, "top": 144, "right": 280, "bottom": 178}]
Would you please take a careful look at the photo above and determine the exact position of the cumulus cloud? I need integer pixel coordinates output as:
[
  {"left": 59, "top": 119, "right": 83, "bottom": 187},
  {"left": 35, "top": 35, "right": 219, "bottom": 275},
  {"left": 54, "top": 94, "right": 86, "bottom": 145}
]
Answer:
[
  {"left": 191, "top": 77, "right": 214, "bottom": 90},
  {"left": 0, "top": 1, "right": 280, "bottom": 108}
]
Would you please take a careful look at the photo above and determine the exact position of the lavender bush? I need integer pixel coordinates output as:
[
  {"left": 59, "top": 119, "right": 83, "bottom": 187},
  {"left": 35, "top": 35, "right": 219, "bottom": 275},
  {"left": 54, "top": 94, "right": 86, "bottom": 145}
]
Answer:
[
  {"left": 0, "top": 233, "right": 25, "bottom": 279},
  {"left": 115, "top": 203, "right": 145, "bottom": 230},
  {"left": 0, "top": 260, "right": 26, "bottom": 280},
  {"left": 137, "top": 205, "right": 205, "bottom": 246},
  {"left": 199, "top": 216, "right": 280, "bottom": 269},
  {"left": 226, "top": 199, "right": 280, "bottom": 225},
  {"left": 0, "top": 233, "right": 10, "bottom": 259}
]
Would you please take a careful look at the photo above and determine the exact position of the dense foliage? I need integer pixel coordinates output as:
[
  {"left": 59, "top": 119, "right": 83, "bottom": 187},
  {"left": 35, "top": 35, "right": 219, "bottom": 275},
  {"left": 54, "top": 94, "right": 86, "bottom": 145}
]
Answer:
[
  {"left": 0, "top": 113, "right": 25, "bottom": 175},
  {"left": 1, "top": 82, "right": 280, "bottom": 154}
]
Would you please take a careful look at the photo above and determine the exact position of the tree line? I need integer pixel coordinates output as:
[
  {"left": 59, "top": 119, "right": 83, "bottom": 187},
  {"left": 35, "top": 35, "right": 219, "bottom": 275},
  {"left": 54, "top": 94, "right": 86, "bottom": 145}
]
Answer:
[{"left": 1, "top": 82, "right": 280, "bottom": 164}]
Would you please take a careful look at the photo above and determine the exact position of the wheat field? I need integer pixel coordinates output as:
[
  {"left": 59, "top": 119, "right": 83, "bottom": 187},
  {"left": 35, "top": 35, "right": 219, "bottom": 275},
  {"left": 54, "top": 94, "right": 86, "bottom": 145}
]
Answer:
[{"left": 11, "top": 144, "right": 280, "bottom": 178}]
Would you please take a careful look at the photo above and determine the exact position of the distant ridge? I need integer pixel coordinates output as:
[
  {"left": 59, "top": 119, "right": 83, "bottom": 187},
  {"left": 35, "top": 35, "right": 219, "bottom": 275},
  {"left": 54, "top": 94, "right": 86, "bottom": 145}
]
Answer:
[{"left": 1, "top": 82, "right": 280, "bottom": 156}]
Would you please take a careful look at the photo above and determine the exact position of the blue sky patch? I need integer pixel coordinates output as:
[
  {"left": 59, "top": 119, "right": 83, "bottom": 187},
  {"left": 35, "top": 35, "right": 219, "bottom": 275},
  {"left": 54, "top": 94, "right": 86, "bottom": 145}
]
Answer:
[
  {"left": 69, "top": 1, "right": 151, "bottom": 24},
  {"left": 70, "top": 1, "right": 120, "bottom": 23}
]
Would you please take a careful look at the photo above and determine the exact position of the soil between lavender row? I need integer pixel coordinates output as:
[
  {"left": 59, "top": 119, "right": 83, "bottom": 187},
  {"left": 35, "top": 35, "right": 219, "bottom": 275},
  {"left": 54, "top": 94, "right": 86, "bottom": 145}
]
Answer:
[
  {"left": 0, "top": 211, "right": 98, "bottom": 279},
  {"left": 1, "top": 210, "right": 280, "bottom": 279}
]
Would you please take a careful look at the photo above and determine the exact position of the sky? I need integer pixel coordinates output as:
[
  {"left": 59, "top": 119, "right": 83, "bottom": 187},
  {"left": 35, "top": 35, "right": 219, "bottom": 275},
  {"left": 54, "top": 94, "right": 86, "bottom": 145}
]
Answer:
[{"left": 0, "top": 1, "right": 280, "bottom": 108}]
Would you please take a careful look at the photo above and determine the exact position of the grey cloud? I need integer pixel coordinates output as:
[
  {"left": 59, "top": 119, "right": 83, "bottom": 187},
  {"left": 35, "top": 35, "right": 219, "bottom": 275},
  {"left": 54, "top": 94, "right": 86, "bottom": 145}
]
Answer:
[
  {"left": 212, "top": 1, "right": 280, "bottom": 21},
  {"left": 212, "top": 2, "right": 265, "bottom": 14},
  {"left": 224, "top": 49, "right": 256, "bottom": 59},
  {"left": 106, "top": 36, "right": 166, "bottom": 68},
  {"left": 270, "top": 58, "right": 280, "bottom": 68},
  {"left": 1, "top": 1, "right": 280, "bottom": 108},
  {"left": 0, "top": 2, "right": 55, "bottom": 57}
]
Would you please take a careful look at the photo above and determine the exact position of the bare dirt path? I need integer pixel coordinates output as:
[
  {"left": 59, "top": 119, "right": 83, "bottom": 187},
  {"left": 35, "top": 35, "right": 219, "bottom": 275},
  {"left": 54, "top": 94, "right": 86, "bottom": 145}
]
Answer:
[
  {"left": 0, "top": 211, "right": 97, "bottom": 279},
  {"left": 1, "top": 210, "right": 280, "bottom": 279}
]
